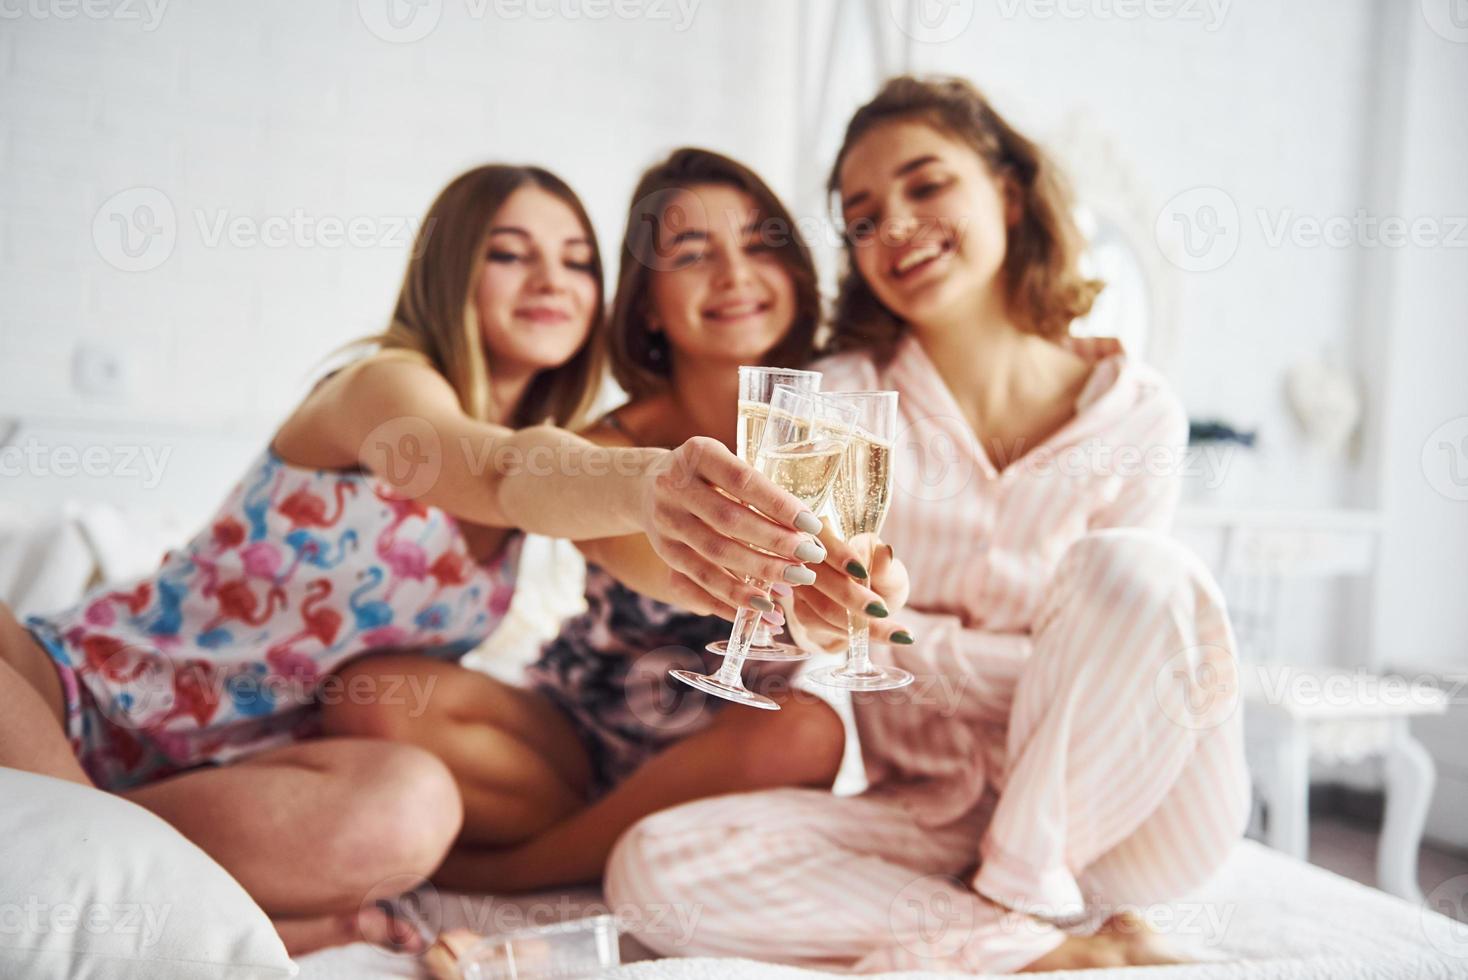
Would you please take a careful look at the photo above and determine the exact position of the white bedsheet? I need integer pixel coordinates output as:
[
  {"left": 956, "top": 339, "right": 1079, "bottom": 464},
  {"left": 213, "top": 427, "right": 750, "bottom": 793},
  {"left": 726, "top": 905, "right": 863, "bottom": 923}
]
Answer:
[{"left": 295, "top": 841, "right": 1468, "bottom": 979}]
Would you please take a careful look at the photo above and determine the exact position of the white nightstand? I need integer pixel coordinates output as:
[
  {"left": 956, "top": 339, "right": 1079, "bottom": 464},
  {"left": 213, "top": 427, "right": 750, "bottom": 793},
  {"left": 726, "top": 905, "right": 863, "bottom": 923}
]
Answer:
[
  {"left": 1173, "top": 507, "right": 1445, "bottom": 901},
  {"left": 1243, "top": 664, "right": 1446, "bottom": 901}
]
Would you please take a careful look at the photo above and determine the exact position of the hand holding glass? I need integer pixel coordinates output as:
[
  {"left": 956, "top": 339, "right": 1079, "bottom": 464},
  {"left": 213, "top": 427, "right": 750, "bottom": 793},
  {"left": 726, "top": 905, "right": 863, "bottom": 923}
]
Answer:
[
  {"left": 705, "top": 365, "right": 823, "bottom": 662},
  {"left": 671, "top": 385, "right": 855, "bottom": 710},
  {"left": 808, "top": 391, "right": 914, "bottom": 692}
]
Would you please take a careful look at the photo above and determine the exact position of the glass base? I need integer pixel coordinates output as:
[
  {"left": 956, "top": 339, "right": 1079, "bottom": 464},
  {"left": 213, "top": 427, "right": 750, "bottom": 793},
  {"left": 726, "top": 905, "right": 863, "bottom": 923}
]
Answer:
[
  {"left": 669, "top": 669, "right": 780, "bottom": 710},
  {"left": 807, "top": 663, "right": 915, "bottom": 692},
  {"left": 705, "top": 639, "right": 810, "bottom": 662}
]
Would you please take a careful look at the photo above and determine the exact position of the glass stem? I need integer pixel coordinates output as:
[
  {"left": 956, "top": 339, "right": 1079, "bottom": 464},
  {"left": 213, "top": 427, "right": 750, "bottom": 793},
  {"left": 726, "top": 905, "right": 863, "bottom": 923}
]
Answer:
[
  {"left": 715, "top": 606, "right": 761, "bottom": 686},
  {"left": 751, "top": 623, "right": 774, "bottom": 646},
  {"left": 844, "top": 612, "right": 874, "bottom": 676}
]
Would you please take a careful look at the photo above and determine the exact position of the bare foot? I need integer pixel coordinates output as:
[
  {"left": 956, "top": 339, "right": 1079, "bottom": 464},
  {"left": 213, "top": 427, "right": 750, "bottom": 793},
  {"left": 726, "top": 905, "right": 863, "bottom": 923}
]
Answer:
[
  {"left": 424, "top": 929, "right": 482, "bottom": 980},
  {"left": 1098, "top": 911, "right": 1196, "bottom": 966},
  {"left": 1018, "top": 912, "right": 1193, "bottom": 972}
]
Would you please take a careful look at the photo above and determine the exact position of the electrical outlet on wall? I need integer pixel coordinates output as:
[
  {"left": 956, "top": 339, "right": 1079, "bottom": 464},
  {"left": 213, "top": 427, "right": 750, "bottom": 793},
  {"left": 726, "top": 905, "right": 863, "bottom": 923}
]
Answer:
[{"left": 72, "top": 343, "right": 131, "bottom": 401}]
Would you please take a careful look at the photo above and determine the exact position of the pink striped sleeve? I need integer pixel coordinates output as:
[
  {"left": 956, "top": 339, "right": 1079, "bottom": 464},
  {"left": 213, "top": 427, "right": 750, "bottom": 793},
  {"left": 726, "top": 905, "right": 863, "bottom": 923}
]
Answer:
[{"left": 1087, "top": 385, "right": 1188, "bottom": 532}]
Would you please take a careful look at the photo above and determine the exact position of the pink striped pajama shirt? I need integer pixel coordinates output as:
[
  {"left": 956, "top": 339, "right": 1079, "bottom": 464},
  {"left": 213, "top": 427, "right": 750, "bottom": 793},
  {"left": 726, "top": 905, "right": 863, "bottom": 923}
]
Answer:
[{"left": 605, "top": 335, "right": 1250, "bottom": 973}]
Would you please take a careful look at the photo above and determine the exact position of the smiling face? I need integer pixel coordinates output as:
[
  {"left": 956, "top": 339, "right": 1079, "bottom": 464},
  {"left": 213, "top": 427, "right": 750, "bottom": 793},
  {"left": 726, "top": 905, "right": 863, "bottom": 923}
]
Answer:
[
  {"left": 475, "top": 185, "right": 600, "bottom": 378},
  {"left": 838, "top": 120, "right": 1013, "bottom": 333},
  {"left": 646, "top": 184, "right": 798, "bottom": 370}
]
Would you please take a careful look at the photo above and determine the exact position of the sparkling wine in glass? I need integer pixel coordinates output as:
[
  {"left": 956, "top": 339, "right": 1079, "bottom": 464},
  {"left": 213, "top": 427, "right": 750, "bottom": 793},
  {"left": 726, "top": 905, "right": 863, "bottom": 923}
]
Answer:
[
  {"left": 671, "top": 385, "right": 854, "bottom": 710},
  {"left": 808, "top": 391, "right": 914, "bottom": 692},
  {"left": 706, "top": 366, "right": 823, "bottom": 663}
]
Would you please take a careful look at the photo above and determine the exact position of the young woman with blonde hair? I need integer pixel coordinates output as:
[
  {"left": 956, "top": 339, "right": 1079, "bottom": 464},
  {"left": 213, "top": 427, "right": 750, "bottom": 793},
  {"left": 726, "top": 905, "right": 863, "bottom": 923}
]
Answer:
[{"left": 0, "top": 163, "right": 831, "bottom": 956}]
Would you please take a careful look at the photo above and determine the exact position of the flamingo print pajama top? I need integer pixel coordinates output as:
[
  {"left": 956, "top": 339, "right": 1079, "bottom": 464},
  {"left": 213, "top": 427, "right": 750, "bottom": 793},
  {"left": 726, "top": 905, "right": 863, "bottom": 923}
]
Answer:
[{"left": 26, "top": 446, "right": 522, "bottom": 790}]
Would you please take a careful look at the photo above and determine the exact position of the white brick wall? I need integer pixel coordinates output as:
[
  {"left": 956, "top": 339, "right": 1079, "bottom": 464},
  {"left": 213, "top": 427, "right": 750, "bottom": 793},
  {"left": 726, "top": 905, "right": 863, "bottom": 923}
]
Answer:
[
  {"left": 0, "top": 0, "right": 799, "bottom": 440},
  {"left": 3, "top": 2, "right": 1463, "bottom": 680}
]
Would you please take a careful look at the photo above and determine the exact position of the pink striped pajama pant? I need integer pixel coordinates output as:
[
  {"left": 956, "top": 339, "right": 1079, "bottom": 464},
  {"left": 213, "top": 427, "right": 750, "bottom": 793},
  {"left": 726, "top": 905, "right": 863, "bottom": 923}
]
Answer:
[{"left": 606, "top": 530, "right": 1251, "bottom": 974}]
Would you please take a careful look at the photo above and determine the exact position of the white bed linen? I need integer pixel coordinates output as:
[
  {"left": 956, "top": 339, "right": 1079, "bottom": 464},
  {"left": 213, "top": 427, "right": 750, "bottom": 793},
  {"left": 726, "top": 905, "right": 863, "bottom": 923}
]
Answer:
[{"left": 295, "top": 840, "right": 1468, "bottom": 979}]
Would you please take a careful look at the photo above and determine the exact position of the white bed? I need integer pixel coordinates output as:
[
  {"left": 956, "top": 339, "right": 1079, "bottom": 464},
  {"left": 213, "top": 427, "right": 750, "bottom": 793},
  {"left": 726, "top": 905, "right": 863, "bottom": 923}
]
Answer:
[
  {"left": 7, "top": 503, "right": 1466, "bottom": 979},
  {"left": 296, "top": 840, "right": 1468, "bottom": 979}
]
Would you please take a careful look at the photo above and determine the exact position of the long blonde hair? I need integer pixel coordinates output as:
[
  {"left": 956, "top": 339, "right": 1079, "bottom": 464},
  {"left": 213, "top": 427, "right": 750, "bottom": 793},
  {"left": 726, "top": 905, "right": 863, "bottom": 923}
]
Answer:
[{"left": 349, "top": 164, "right": 606, "bottom": 428}]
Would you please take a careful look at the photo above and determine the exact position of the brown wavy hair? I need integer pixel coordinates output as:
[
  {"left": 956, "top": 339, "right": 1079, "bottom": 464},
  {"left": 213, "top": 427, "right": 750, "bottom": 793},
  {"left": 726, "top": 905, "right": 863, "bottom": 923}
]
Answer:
[
  {"left": 608, "top": 148, "right": 821, "bottom": 398},
  {"left": 346, "top": 164, "right": 605, "bottom": 429},
  {"left": 826, "top": 75, "right": 1102, "bottom": 359}
]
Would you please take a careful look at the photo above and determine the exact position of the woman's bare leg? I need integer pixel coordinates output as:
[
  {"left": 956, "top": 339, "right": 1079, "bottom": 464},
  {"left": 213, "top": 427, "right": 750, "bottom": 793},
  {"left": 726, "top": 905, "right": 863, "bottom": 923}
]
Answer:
[
  {"left": 0, "top": 602, "right": 87, "bottom": 784},
  {"left": 3, "top": 603, "right": 463, "bottom": 957},
  {"left": 122, "top": 738, "right": 463, "bottom": 918},
  {"left": 434, "top": 688, "right": 846, "bottom": 893},
  {"left": 321, "top": 654, "right": 593, "bottom": 846}
]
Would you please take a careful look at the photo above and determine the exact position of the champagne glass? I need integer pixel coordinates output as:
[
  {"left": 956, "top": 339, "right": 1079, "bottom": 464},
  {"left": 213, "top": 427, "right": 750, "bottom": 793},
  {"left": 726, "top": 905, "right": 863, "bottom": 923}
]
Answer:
[
  {"left": 672, "top": 385, "right": 855, "bottom": 710},
  {"left": 706, "top": 366, "right": 823, "bottom": 663},
  {"left": 808, "top": 391, "right": 914, "bottom": 692}
]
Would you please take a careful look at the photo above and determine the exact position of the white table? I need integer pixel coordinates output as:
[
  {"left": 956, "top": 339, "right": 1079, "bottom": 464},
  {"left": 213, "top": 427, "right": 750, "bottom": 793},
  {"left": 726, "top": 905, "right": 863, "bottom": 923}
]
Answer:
[
  {"left": 1173, "top": 507, "right": 1446, "bottom": 901},
  {"left": 1242, "top": 664, "right": 1446, "bottom": 901}
]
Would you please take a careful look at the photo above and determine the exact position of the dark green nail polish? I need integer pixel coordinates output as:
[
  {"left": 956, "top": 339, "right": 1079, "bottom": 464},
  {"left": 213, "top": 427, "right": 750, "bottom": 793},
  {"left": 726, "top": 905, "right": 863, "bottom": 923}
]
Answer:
[
  {"left": 846, "top": 560, "right": 868, "bottom": 579},
  {"left": 891, "top": 630, "right": 915, "bottom": 644},
  {"left": 865, "top": 601, "right": 889, "bottom": 618},
  {"left": 750, "top": 596, "right": 775, "bottom": 612}
]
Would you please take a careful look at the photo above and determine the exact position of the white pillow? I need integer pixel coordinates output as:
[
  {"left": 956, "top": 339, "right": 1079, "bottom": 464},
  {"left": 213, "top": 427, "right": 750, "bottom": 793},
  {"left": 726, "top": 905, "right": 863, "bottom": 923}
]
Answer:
[{"left": 0, "top": 767, "right": 297, "bottom": 979}]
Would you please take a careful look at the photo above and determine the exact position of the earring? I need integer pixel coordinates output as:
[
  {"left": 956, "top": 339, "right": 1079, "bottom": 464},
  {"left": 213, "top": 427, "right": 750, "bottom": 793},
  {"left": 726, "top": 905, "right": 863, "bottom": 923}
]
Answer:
[{"left": 646, "top": 330, "right": 667, "bottom": 365}]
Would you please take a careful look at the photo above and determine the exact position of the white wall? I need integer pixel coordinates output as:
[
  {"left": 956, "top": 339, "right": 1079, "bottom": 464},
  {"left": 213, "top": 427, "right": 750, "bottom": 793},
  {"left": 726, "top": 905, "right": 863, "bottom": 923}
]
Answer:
[
  {"left": 2, "top": 1, "right": 1462, "bottom": 673},
  {"left": 1371, "top": 14, "right": 1468, "bottom": 672},
  {"left": 895, "top": 1, "right": 1382, "bottom": 510},
  {"left": 0, "top": 0, "right": 800, "bottom": 518}
]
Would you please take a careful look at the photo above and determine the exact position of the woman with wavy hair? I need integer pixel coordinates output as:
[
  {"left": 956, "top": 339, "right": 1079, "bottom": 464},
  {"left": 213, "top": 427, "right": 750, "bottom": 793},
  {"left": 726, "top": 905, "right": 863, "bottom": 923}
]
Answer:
[
  {"left": 341, "top": 152, "right": 914, "bottom": 942},
  {"left": 606, "top": 78, "right": 1249, "bottom": 973}
]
